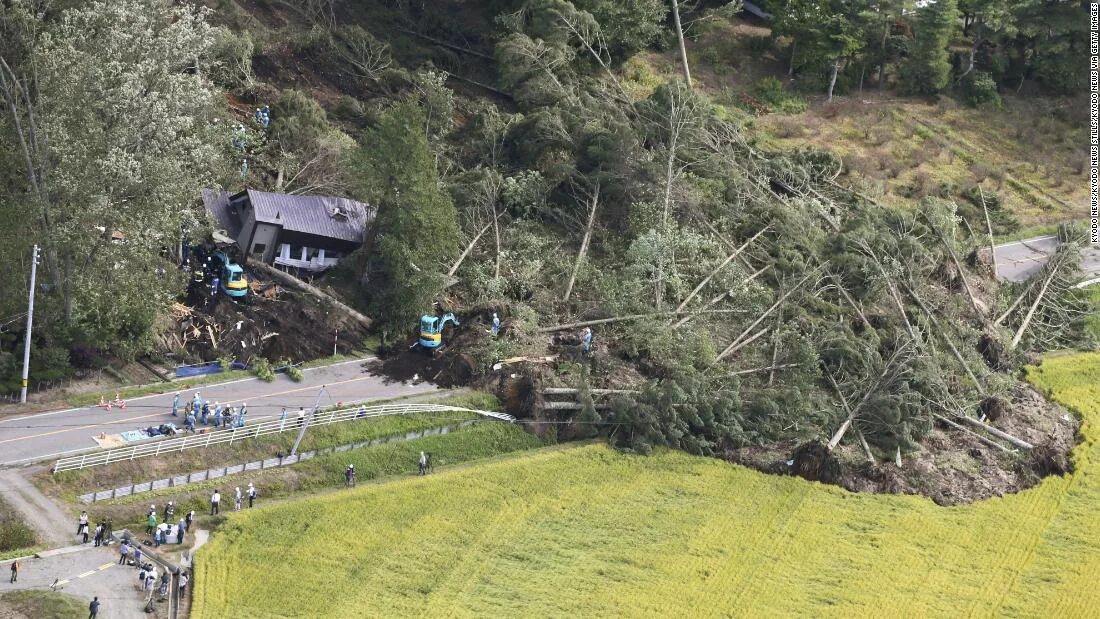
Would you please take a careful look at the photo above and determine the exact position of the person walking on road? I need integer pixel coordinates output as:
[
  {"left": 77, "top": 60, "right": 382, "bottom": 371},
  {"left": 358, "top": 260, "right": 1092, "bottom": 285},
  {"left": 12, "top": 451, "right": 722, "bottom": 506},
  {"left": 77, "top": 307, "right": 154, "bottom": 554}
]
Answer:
[
  {"left": 179, "top": 572, "right": 189, "bottom": 595},
  {"left": 9, "top": 560, "right": 17, "bottom": 583},
  {"left": 133, "top": 546, "right": 142, "bottom": 568},
  {"left": 118, "top": 541, "right": 130, "bottom": 565},
  {"left": 247, "top": 482, "right": 257, "bottom": 508},
  {"left": 88, "top": 596, "right": 100, "bottom": 619},
  {"left": 172, "top": 391, "right": 180, "bottom": 417},
  {"left": 93, "top": 522, "right": 103, "bottom": 547},
  {"left": 210, "top": 489, "right": 221, "bottom": 515},
  {"left": 159, "top": 571, "right": 170, "bottom": 596},
  {"left": 80, "top": 522, "right": 89, "bottom": 544},
  {"left": 77, "top": 511, "right": 88, "bottom": 535}
]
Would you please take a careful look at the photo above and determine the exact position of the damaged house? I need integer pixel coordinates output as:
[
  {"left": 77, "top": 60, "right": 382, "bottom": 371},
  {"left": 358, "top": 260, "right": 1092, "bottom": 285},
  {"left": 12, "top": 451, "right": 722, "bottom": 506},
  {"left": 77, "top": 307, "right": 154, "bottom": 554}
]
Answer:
[{"left": 202, "top": 188, "right": 375, "bottom": 272}]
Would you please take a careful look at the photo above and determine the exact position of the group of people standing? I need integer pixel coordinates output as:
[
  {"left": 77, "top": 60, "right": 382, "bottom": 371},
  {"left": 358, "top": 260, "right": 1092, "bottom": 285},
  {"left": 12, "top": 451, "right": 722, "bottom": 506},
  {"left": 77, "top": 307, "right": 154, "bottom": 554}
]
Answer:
[
  {"left": 76, "top": 511, "right": 113, "bottom": 546},
  {"left": 210, "top": 483, "right": 257, "bottom": 515},
  {"left": 173, "top": 392, "right": 248, "bottom": 432}
]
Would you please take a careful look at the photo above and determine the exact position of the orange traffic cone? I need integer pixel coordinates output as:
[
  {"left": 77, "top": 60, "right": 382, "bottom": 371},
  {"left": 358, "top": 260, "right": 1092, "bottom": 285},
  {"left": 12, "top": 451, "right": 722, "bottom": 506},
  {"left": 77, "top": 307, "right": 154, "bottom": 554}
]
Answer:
[
  {"left": 98, "top": 395, "right": 106, "bottom": 409},
  {"left": 116, "top": 393, "right": 126, "bottom": 410}
]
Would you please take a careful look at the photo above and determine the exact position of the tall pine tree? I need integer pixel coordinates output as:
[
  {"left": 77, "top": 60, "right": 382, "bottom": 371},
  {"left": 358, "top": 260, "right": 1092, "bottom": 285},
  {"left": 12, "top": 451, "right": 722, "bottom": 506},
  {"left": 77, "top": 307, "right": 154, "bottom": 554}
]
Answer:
[
  {"left": 899, "top": 0, "right": 957, "bottom": 94},
  {"left": 352, "top": 100, "right": 460, "bottom": 343}
]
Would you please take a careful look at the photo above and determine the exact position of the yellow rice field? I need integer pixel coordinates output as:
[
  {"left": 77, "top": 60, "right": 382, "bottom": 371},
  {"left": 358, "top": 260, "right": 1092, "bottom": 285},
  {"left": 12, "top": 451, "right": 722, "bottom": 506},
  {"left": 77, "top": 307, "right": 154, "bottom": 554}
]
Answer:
[{"left": 193, "top": 353, "right": 1100, "bottom": 618}]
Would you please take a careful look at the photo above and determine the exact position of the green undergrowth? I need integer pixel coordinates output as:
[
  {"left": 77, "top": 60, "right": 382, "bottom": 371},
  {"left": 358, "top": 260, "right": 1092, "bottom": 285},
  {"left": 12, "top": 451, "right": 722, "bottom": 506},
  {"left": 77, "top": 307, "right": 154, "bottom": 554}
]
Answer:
[
  {"left": 78, "top": 422, "right": 542, "bottom": 533},
  {"left": 0, "top": 590, "right": 85, "bottom": 619}
]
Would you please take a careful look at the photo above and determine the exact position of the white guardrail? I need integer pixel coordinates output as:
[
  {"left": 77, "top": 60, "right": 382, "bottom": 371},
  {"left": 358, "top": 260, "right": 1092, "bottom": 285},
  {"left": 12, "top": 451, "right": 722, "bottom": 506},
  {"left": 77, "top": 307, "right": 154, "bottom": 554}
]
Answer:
[{"left": 53, "top": 403, "right": 515, "bottom": 473}]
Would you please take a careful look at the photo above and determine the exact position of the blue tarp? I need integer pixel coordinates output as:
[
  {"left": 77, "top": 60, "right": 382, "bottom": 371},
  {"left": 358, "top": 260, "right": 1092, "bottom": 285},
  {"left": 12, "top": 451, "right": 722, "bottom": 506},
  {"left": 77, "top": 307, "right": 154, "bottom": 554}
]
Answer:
[
  {"left": 174, "top": 361, "right": 247, "bottom": 378},
  {"left": 175, "top": 362, "right": 221, "bottom": 378}
]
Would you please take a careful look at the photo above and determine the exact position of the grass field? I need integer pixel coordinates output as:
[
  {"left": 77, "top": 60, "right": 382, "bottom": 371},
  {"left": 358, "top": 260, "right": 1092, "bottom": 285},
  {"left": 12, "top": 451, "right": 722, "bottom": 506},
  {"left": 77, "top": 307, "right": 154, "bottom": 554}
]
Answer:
[
  {"left": 0, "top": 590, "right": 85, "bottom": 618},
  {"left": 193, "top": 353, "right": 1100, "bottom": 617}
]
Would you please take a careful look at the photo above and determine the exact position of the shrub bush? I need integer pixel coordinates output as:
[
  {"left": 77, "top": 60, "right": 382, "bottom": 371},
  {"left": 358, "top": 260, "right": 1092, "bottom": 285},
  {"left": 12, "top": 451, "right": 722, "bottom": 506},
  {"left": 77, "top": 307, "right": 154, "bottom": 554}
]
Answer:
[
  {"left": 961, "top": 72, "right": 1002, "bottom": 109},
  {"left": 250, "top": 356, "right": 275, "bottom": 382}
]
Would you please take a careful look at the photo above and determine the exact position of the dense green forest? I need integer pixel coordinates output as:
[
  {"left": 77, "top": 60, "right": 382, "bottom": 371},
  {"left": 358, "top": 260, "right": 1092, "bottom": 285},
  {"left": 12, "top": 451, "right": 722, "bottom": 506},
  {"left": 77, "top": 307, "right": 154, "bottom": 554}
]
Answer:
[{"left": 0, "top": 0, "right": 1091, "bottom": 462}]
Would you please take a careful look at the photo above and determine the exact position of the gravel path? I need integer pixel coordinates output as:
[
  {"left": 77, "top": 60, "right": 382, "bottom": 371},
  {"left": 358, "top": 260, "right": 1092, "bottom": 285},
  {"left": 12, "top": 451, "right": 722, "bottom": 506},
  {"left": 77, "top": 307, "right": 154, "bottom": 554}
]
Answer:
[{"left": 0, "top": 467, "right": 73, "bottom": 547}]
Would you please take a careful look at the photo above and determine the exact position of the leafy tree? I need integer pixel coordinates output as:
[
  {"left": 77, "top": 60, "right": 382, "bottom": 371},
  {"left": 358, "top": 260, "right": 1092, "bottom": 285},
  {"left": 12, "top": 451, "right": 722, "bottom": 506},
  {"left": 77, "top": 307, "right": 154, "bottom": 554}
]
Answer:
[
  {"left": 0, "top": 0, "right": 223, "bottom": 358},
  {"left": 898, "top": 0, "right": 957, "bottom": 94},
  {"left": 352, "top": 100, "right": 460, "bottom": 343}
]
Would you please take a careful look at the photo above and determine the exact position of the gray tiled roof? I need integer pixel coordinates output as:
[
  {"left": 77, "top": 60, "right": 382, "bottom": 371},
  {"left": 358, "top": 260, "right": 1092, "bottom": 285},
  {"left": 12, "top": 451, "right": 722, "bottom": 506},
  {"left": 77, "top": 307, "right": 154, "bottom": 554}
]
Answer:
[
  {"left": 246, "top": 189, "right": 374, "bottom": 243},
  {"left": 201, "top": 188, "right": 241, "bottom": 238}
]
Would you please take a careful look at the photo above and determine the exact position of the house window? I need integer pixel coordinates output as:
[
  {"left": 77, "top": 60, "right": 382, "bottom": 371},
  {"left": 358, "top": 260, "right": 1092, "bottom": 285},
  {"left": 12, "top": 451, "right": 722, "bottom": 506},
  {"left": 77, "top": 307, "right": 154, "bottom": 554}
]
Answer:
[
  {"left": 279, "top": 244, "right": 291, "bottom": 259},
  {"left": 307, "top": 247, "right": 320, "bottom": 260},
  {"left": 251, "top": 243, "right": 266, "bottom": 259}
]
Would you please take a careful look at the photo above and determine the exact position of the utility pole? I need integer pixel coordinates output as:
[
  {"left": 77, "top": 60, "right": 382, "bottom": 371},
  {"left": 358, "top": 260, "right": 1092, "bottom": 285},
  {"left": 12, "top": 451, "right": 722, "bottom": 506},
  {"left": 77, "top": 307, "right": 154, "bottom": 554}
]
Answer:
[
  {"left": 19, "top": 245, "right": 39, "bottom": 404},
  {"left": 290, "top": 385, "right": 331, "bottom": 456}
]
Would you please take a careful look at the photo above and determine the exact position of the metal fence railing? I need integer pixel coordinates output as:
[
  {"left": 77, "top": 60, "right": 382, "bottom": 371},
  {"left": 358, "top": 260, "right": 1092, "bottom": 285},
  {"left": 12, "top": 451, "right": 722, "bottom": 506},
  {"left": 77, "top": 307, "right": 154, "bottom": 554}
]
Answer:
[{"left": 53, "top": 403, "right": 515, "bottom": 473}]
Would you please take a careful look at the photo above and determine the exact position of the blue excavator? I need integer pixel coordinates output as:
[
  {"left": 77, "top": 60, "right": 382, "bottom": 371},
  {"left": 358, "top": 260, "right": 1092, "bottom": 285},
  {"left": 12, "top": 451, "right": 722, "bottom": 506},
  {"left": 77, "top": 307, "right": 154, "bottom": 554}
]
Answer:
[{"left": 416, "top": 313, "right": 459, "bottom": 356}]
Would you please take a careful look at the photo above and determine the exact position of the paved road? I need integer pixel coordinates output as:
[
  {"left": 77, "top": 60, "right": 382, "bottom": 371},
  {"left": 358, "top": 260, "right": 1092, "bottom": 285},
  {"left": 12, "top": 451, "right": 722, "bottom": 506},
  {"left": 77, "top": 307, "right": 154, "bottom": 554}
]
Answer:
[
  {"left": 0, "top": 358, "right": 437, "bottom": 466},
  {"left": 1, "top": 546, "right": 154, "bottom": 619},
  {"left": 994, "top": 236, "right": 1100, "bottom": 283}
]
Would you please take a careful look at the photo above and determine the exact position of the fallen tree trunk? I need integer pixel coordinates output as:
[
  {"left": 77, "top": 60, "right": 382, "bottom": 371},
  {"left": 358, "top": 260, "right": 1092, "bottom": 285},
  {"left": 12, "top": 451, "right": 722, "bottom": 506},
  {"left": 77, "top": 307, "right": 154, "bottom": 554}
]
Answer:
[
  {"left": 448, "top": 213, "right": 502, "bottom": 277},
  {"left": 541, "top": 387, "right": 639, "bottom": 395},
  {"left": 958, "top": 415, "right": 1033, "bottom": 450},
  {"left": 980, "top": 187, "right": 998, "bottom": 280},
  {"left": 716, "top": 269, "right": 818, "bottom": 361},
  {"left": 994, "top": 278, "right": 1037, "bottom": 326},
  {"left": 249, "top": 261, "right": 371, "bottom": 329},
  {"left": 718, "top": 327, "right": 771, "bottom": 360},
  {"left": 672, "top": 266, "right": 769, "bottom": 328},
  {"left": 732, "top": 363, "right": 801, "bottom": 376},
  {"left": 539, "top": 309, "right": 748, "bottom": 333},
  {"left": 1010, "top": 257, "right": 1062, "bottom": 350},
  {"left": 564, "top": 184, "right": 599, "bottom": 302},
  {"left": 905, "top": 285, "right": 986, "bottom": 395},
  {"left": 674, "top": 225, "right": 768, "bottom": 314},
  {"left": 933, "top": 413, "right": 1013, "bottom": 453}
]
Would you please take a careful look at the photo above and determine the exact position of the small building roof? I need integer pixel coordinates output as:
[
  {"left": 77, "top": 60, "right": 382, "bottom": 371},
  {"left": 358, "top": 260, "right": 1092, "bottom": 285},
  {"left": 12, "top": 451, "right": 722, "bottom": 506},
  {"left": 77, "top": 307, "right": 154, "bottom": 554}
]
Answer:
[
  {"left": 245, "top": 189, "right": 374, "bottom": 244},
  {"left": 201, "top": 188, "right": 240, "bottom": 238}
]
